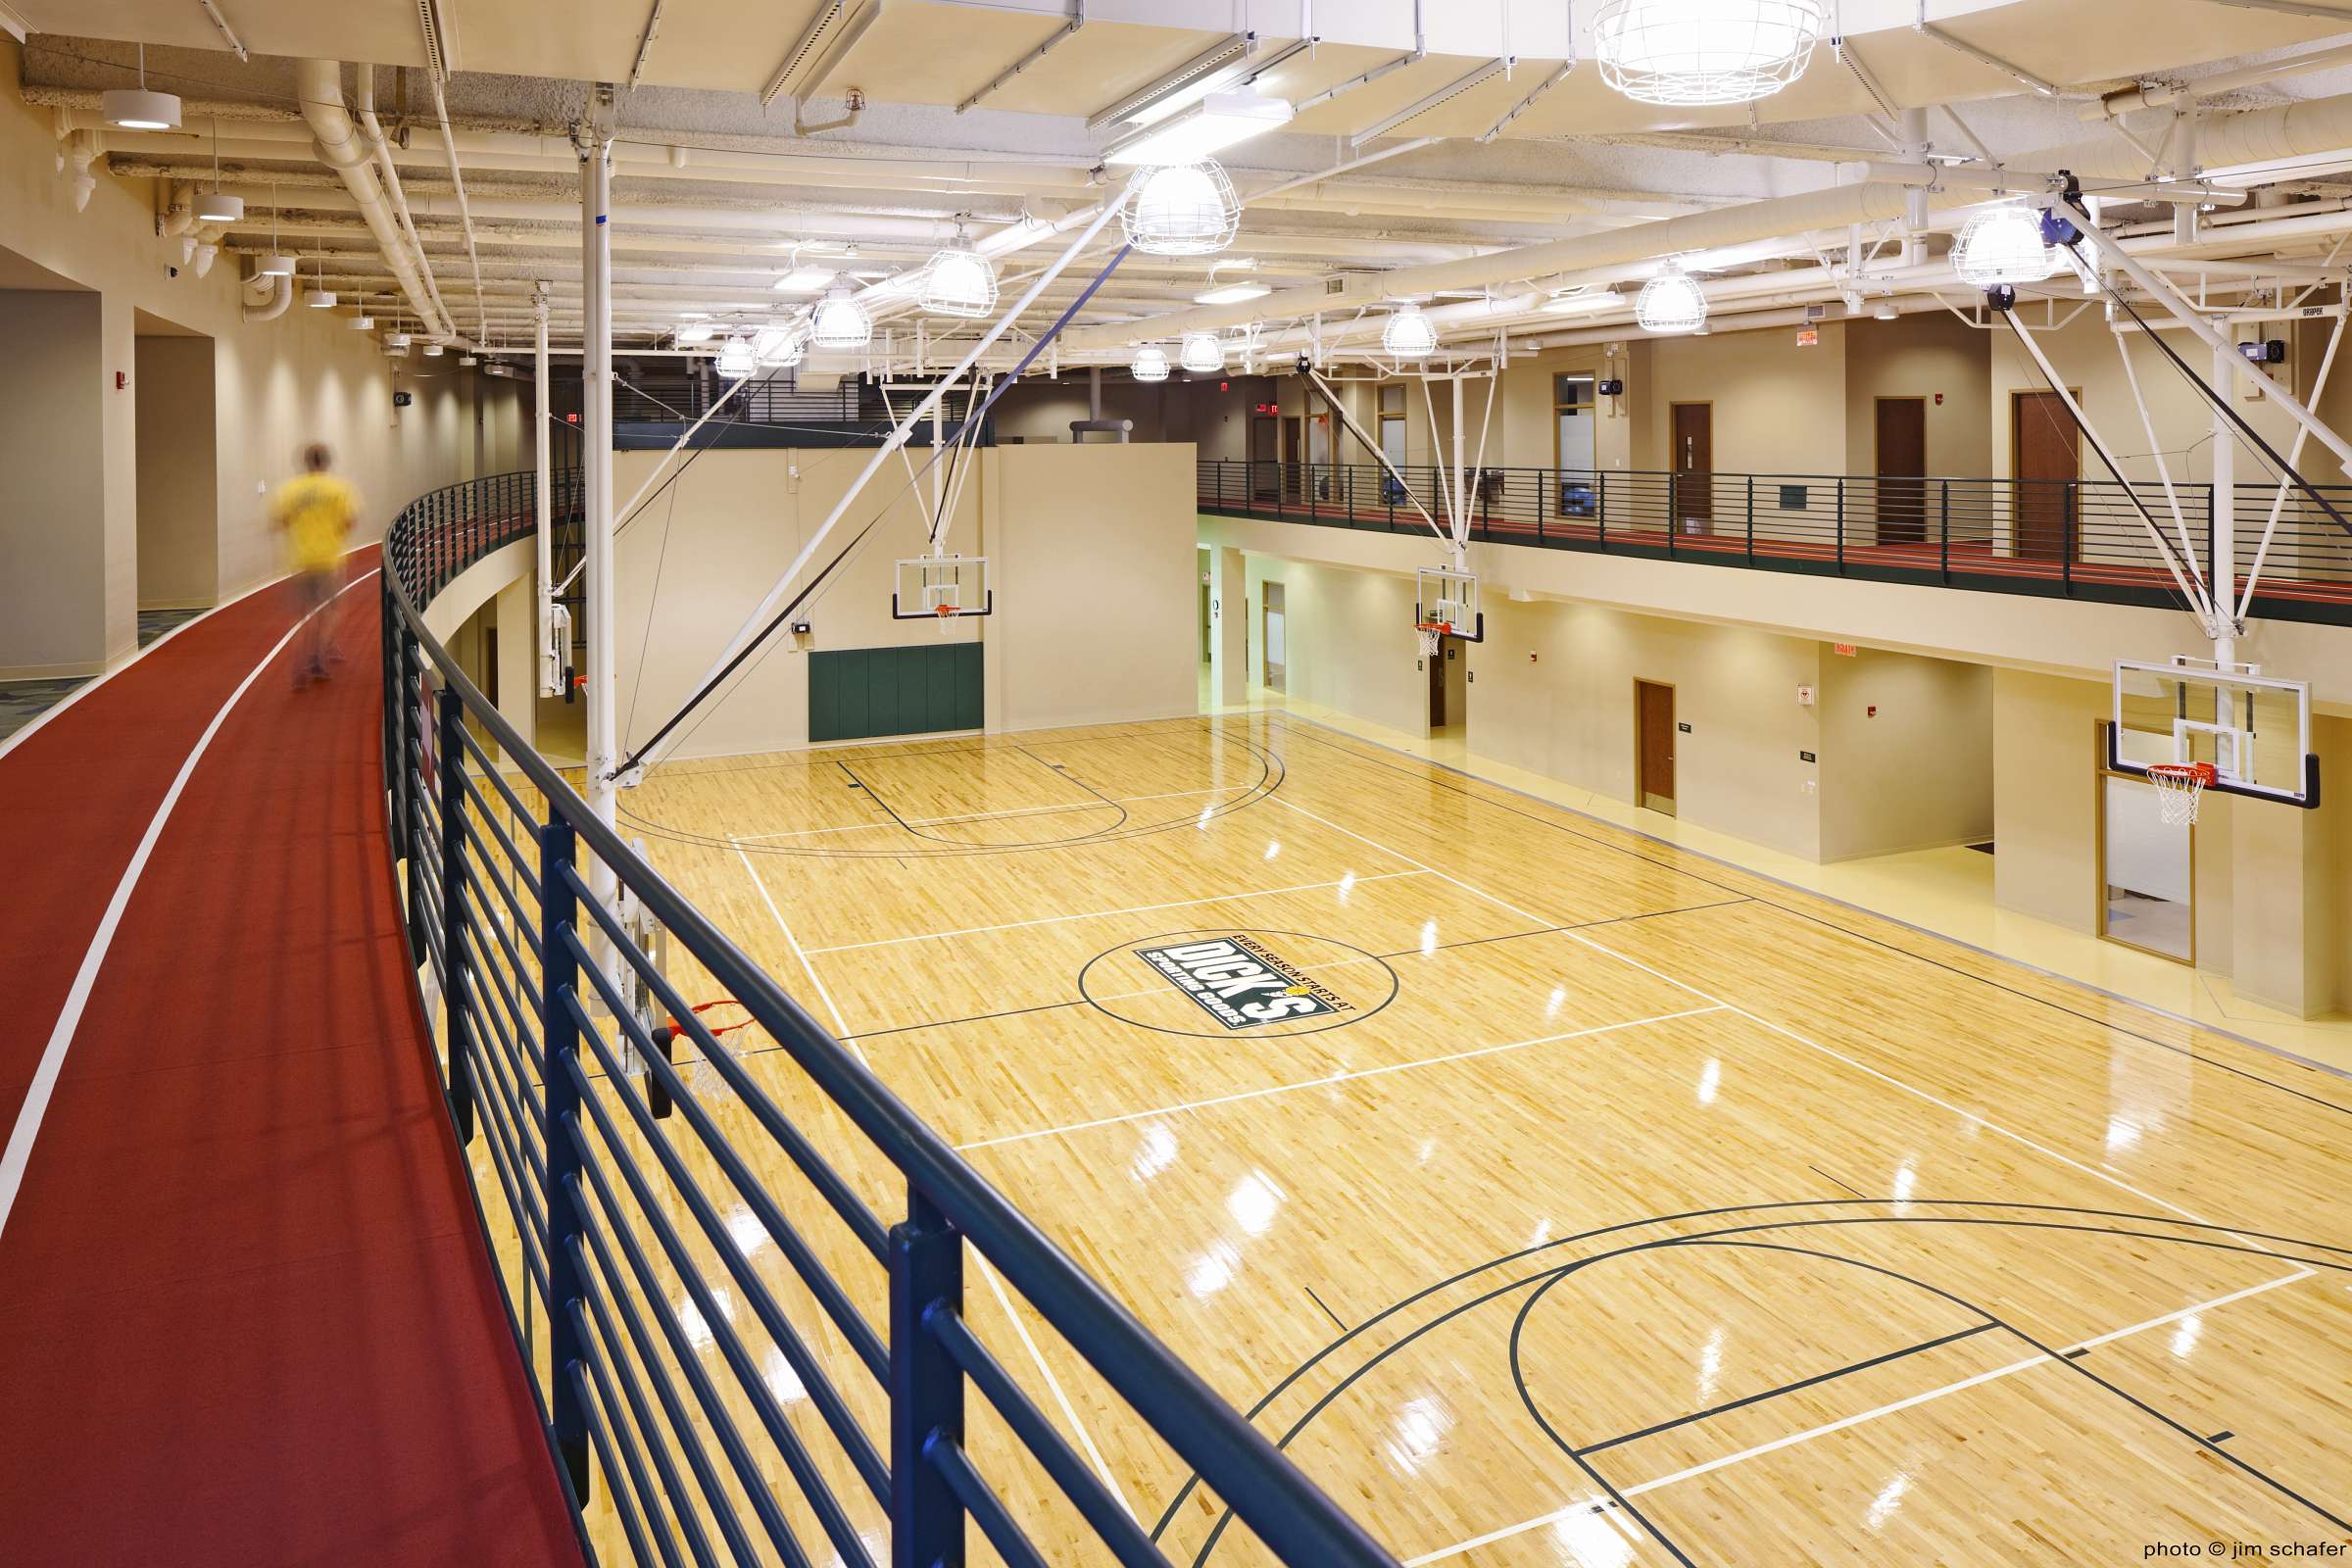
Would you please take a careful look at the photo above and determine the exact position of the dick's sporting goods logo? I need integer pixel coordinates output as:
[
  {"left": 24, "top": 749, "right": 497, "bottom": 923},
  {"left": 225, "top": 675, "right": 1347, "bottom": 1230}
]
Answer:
[{"left": 1134, "top": 935, "right": 1349, "bottom": 1030}]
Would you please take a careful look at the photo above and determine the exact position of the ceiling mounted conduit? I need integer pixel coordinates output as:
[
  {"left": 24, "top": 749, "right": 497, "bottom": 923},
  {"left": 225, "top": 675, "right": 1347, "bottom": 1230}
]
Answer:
[{"left": 292, "top": 59, "right": 453, "bottom": 341}]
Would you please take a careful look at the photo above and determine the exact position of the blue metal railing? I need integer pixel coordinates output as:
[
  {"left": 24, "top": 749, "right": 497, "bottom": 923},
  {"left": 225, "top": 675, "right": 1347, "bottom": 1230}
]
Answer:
[
  {"left": 379, "top": 471, "right": 1397, "bottom": 1567},
  {"left": 1196, "top": 458, "right": 2352, "bottom": 624}
]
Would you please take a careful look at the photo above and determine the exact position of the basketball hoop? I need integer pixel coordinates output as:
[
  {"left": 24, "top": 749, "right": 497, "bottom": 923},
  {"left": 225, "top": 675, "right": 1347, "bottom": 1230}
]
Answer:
[
  {"left": 2146, "top": 761, "right": 2218, "bottom": 826},
  {"left": 1416, "top": 621, "right": 1449, "bottom": 661}
]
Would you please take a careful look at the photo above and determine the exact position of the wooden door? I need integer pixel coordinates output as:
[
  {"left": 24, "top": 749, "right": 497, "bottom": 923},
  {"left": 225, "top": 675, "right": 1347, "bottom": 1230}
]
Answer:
[
  {"left": 1636, "top": 679, "right": 1676, "bottom": 814},
  {"left": 1249, "top": 414, "right": 1279, "bottom": 499},
  {"left": 1671, "top": 404, "right": 1713, "bottom": 532},
  {"left": 1262, "top": 582, "right": 1286, "bottom": 692},
  {"left": 2013, "top": 391, "right": 2079, "bottom": 562},
  {"left": 1428, "top": 636, "right": 1446, "bottom": 727},
  {"left": 1875, "top": 397, "right": 1928, "bottom": 545},
  {"left": 1281, "top": 416, "right": 1303, "bottom": 502}
]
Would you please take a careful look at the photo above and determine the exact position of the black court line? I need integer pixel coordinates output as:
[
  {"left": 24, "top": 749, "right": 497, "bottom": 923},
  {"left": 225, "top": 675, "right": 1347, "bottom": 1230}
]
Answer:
[
  {"left": 1268, "top": 714, "right": 2352, "bottom": 1118},
  {"left": 851, "top": 748, "right": 1131, "bottom": 847},
  {"left": 1573, "top": 1321, "right": 1999, "bottom": 1458},
  {"left": 1303, "top": 1286, "right": 1348, "bottom": 1333},
  {"left": 1153, "top": 1202, "right": 2352, "bottom": 1562},
  {"left": 1809, "top": 1164, "right": 1870, "bottom": 1200}
]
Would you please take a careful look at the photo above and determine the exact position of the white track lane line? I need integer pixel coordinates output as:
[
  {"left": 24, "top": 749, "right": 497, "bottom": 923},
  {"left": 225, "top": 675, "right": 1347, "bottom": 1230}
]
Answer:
[
  {"left": 0, "top": 563, "right": 308, "bottom": 765},
  {"left": 806, "top": 869, "right": 1425, "bottom": 956},
  {"left": 1404, "top": 1266, "right": 2319, "bottom": 1566},
  {"left": 1273, "top": 792, "right": 2247, "bottom": 1244},
  {"left": 731, "top": 841, "right": 873, "bottom": 1069},
  {"left": 0, "top": 569, "right": 379, "bottom": 1241},
  {"left": 956, "top": 1007, "right": 1727, "bottom": 1152},
  {"left": 733, "top": 831, "right": 1135, "bottom": 1513}
]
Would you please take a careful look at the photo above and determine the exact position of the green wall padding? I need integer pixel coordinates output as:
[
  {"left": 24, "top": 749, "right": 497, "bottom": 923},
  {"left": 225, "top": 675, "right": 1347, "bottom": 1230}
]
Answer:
[{"left": 808, "top": 642, "right": 983, "bottom": 743}]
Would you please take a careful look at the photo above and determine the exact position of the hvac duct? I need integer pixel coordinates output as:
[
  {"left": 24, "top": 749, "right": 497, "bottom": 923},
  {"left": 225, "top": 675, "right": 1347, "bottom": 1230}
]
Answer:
[{"left": 293, "top": 60, "right": 452, "bottom": 342}]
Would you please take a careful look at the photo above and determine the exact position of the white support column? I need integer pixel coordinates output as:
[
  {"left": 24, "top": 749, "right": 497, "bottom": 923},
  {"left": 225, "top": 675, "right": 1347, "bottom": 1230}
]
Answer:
[
  {"left": 533, "top": 285, "right": 555, "bottom": 696},
  {"left": 580, "top": 87, "right": 618, "bottom": 883},
  {"left": 1449, "top": 368, "right": 1466, "bottom": 568},
  {"left": 2211, "top": 338, "right": 2237, "bottom": 664}
]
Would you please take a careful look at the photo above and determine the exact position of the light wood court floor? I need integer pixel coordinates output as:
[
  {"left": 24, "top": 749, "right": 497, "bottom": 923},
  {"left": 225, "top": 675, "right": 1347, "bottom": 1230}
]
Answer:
[{"left": 516, "top": 711, "right": 2352, "bottom": 1566}]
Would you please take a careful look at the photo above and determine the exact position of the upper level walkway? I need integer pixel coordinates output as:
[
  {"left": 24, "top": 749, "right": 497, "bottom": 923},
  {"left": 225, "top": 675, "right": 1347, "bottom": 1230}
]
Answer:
[{"left": 0, "top": 551, "right": 580, "bottom": 1566}]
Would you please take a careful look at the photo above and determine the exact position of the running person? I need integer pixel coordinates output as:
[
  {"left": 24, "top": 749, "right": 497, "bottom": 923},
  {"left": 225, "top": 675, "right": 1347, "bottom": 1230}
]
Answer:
[{"left": 270, "top": 444, "right": 362, "bottom": 683}]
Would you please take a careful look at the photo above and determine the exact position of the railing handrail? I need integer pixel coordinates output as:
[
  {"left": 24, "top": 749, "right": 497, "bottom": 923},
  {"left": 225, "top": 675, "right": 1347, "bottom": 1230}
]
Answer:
[
  {"left": 1198, "top": 453, "right": 2352, "bottom": 496},
  {"left": 380, "top": 472, "right": 1397, "bottom": 1567}
]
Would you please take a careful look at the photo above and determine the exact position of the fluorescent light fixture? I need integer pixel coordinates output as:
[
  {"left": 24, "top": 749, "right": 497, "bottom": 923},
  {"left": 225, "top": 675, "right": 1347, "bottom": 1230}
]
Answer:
[
  {"left": 1105, "top": 90, "right": 1293, "bottom": 167},
  {"left": 674, "top": 323, "right": 715, "bottom": 345},
  {"left": 257, "top": 253, "right": 297, "bottom": 277},
  {"left": 772, "top": 265, "right": 835, "bottom": 293},
  {"left": 193, "top": 190, "right": 243, "bottom": 223},
  {"left": 1541, "top": 289, "right": 1627, "bottom": 316},
  {"left": 1195, "top": 281, "right": 1271, "bottom": 305},
  {"left": 679, "top": 311, "right": 711, "bottom": 318}
]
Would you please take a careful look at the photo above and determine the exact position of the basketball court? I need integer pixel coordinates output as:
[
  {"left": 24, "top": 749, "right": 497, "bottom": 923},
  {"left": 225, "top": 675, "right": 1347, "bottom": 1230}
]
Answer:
[{"left": 459, "top": 703, "right": 2352, "bottom": 1565}]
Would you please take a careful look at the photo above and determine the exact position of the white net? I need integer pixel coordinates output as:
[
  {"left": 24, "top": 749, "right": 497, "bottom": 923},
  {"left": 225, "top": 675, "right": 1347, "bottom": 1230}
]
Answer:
[{"left": 2148, "top": 763, "right": 2214, "bottom": 827}]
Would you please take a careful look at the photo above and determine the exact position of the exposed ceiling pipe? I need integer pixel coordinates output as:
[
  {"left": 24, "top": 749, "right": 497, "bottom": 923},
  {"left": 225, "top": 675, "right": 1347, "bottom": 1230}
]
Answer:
[
  {"left": 241, "top": 271, "right": 293, "bottom": 321},
  {"left": 422, "top": 70, "right": 491, "bottom": 343},
  {"left": 353, "top": 68, "right": 455, "bottom": 338},
  {"left": 2084, "top": 38, "right": 2352, "bottom": 120},
  {"left": 292, "top": 60, "right": 454, "bottom": 341}
]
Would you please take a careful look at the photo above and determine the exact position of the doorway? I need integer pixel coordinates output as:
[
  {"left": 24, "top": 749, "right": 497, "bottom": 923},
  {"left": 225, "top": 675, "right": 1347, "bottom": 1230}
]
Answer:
[
  {"left": 134, "top": 315, "right": 220, "bottom": 616},
  {"left": 1671, "top": 403, "right": 1712, "bottom": 534},
  {"left": 2099, "top": 768, "right": 2193, "bottom": 962},
  {"left": 1250, "top": 414, "right": 1280, "bottom": 500},
  {"left": 1427, "top": 637, "right": 1467, "bottom": 733},
  {"left": 1281, "top": 416, "right": 1303, "bottom": 503},
  {"left": 1635, "top": 678, "right": 1677, "bottom": 814},
  {"left": 2012, "top": 390, "right": 2080, "bottom": 562},
  {"left": 1261, "top": 581, "right": 1287, "bottom": 693},
  {"left": 1875, "top": 396, "right": 1927, "bottom": 546}
]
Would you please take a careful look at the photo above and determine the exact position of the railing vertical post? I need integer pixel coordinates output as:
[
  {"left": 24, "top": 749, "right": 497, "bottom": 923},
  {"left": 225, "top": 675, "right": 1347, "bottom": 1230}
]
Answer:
[
  {"left": 2064, "top": 482, "right": 2077, "bottom": 593},
  {"left": 1596, "top": 470, "right": 1607, "bottom": 550},
  {"left": 437, "top": 684, "right": 475, "bottom": 1146},
  {"left": 539, "top": 817, "right": 593, "bottom": 1502},
  {"left": 1536, "top": 468, "right": 1546, "bottom": 543},
  {"left": 1940, "top": 480, "right": 1951, "bottom": 582},
  {"left": 2206, "top": 481, "right": 2218, "bottom": 590},
  {"left": 1745, "top": 475, "right": 1755, "bottom": 564},
  {"left": 1836, "top": 478, "right": 1846, "bottom": 573},
  {"left": 402, "top": 649, "right": 428, "bottom": 962},
  {"left": 891, "top": 1187, "right": 966, "bottom": 1568}
]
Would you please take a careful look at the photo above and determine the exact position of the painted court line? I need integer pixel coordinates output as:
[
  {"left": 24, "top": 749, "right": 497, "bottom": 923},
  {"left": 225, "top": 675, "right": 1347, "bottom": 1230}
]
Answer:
[
  {"left": 806, "top": 869, "right": 1425, "bottom": 955},
  {"left": 735, "top": 785, "right": 1246, "bottom": 842},
  {"left": 0, "top": 570, "right": 379, "bottom": 1242},
  {"left": 1403, "top": 1266, "right": 2319, "bottom": 1566},
  {"left": 956, "top": 1006, "right": 1727, "bottom": 1152},
  {"left": 1276, "top": 787, "right": 2252, "bottom": 1250},
  {"left": 731, "top": 841, "right": 873, "bottom": 1069}
]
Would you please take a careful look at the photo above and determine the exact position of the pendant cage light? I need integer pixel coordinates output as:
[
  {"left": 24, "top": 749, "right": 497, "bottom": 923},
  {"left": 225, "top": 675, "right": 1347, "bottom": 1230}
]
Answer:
[
  {"left": 809, "top": 283, "right": 873, "bottom": 350},
  {"left": 1952, "top": 203, "right": 2059, "bottom": 288},
  {"left": 1593, "top": 0, "right": 1828, "bottom": 108},
  {"left": 714, "top": 335, "right": 756, "bottom": 379},
  {"left": 194, "top": 119, "right": 243, "bottom": 224},
  {"left": 1381, "top": 303, "right": 1438, "bottom": 361},
  {"left": 920, "top": 229, "right": 999, "bottom": 318},
  {"left": 1132, "top": 344, "right": 1171, "bottom": 382},
  {"left": 751, "top": 321, "right": 806, "bottom": 368},
  {"left": 103, "top": 44, "right": 182, "bottom": 130},
  {"left": 1178, "top": 330, "right": 1224, "bottom": 374},
  {"left": 1120, "top": 160, "right": 1242, "bottom": 257},
  {"left": 1635, "top": 265, "right": 1709, "bottom": 334}
]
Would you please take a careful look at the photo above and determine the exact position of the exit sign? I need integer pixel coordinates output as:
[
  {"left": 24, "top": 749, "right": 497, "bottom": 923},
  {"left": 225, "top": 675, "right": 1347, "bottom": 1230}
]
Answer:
[
  {"left": 1795, "top": 326, "right": 1819, "bottom": 348},
  {"left": 1833, "top": 642, "right": 1857, "bottom": 657}
]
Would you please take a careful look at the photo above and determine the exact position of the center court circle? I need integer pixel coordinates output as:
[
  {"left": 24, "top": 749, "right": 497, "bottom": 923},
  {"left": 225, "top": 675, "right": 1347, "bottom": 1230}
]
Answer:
[{"left": 1076, "top": 927, "right": 1398, "bottom": 1039}]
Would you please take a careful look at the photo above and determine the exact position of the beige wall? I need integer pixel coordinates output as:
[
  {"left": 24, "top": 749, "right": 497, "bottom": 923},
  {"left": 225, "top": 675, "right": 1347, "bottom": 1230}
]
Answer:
[
  {"left": 0, "top": 40, "right": 471, "bottom": 672},
  {"left": 1244, "top": 556, "right": 1429, "bottom": 739},
  {"left": 1844, "top": 312, "right": 1993, "bottom": 480},
  {"left": 1818, "top": 648, "right": 1993, "bottom": 860},
  {"left": 134, "top": 333, "right": 219, "bottom": 609},
  {"left": 0, "top": 289, "right": 108, "bottom": 675},
  {"left": 1636, "top": 319, "right": 1848, "bottom": 478},
  {"left": 605, "top": 443, "right": 1197, "bottom": 760}
]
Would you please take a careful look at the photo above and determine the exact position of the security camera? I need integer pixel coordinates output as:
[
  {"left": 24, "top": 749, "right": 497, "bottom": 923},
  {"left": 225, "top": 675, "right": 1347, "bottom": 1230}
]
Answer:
[{"left": 166, "top": 265, "right": 180, "bottom": 279}]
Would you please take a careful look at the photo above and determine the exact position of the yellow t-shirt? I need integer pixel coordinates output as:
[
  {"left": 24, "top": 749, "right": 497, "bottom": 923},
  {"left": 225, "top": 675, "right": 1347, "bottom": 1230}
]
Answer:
[{"left": 271, "top": 473, "right": 361, "bottom": 572}]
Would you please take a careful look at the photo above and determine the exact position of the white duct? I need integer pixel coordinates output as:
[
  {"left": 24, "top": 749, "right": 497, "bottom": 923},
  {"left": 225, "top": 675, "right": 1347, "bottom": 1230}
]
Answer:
[
  {"left": 293, "top": 59, "right": 452, "bottom": 341},
  {"left": 353, "top": 67, "right": 454, "bottom": 338},
  {"left": 241, "top": 272, "right": 293, "bottom": 321}
]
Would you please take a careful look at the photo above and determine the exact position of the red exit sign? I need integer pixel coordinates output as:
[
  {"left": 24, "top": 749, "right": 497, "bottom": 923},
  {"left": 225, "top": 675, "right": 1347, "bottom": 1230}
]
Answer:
[{"left": 1833, "top": 642, "right": 1858, "bottom": 657}]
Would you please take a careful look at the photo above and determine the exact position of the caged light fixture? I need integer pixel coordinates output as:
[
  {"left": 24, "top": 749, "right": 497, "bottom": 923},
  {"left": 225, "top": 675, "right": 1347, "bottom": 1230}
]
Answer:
[
  {"left": 714, "top": 334, "right": 756, "bottom": 379},
  {"left": 1635, "top": 263, "right": 1709, "bottom": 334},
  {"left": 1121, "top": 160, "right": 1242, "bottom": 257},
  {"left": 1952, "top": 204, "right": 2060, "bottom": 287},
  {"left": 808, "top": 282, "right": 873, "bottom": 350},
  {"left": 1381, "top": 302, "right": 1438, "bottom": 361},
  {"left": 920, "top": 226, "right": 999, "bottom": 318},
  {"left": 1592, "top": 0, "right": 1828, "bottom": 108},
  {"left": 751, "top": 321, "right": 805, "bottom": 368},
  {"left": 1132, "top": 344, "right": 1171, "bottom": 382},
  {"left": 1179, "top": 330, "right": 1224, "bottom": 373}
]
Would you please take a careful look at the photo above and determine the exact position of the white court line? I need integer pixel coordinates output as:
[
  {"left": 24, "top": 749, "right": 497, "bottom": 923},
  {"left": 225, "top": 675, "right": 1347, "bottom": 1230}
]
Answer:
[
  {"left": 1272, "top": 792, "right": 2248, "bottom": 1246},
  {"left": 735, "top": 831, "right": 1135, "bottom": 1515},
  {"left": 1405, "top": 1266, "right": 2319, "bottom": 1566},
  {"left": 956, "top": 1007, "right": 1727, "bottom": 1152},
  {"left": 0, "top": 569, "right": 380, "bottom": 1241},
  {"left": 806, "top": 870, "right": 1424, "bottom": 956},
  {"left": 734, "top": 786, "right": 1245, "bottom": 842},
  {"left": 731, "top": 841, "right": 873, "bottom": 1069}
]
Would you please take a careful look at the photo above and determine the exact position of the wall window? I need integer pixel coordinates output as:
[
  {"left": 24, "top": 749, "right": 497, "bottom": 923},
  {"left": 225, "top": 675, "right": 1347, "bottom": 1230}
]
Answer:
[
  {"left": 1378, "top": 383, "right": 1406, "bottom": 469},
  {"left": 1554, "top": 373, "right": 1595, "bottom": 472}
]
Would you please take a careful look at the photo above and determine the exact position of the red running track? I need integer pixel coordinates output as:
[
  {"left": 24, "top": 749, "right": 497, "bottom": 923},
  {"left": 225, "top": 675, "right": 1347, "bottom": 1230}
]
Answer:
[{"left": 0, "top": 551, "right": 581, "bottom": 1567}]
